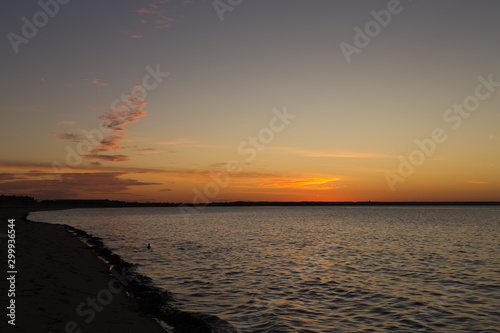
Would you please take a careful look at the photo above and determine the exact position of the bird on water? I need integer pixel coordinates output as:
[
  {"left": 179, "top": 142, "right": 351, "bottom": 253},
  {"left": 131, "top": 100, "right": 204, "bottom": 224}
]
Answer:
[{"left": 147, "top": 243, "right": 151, "bottom": 249}]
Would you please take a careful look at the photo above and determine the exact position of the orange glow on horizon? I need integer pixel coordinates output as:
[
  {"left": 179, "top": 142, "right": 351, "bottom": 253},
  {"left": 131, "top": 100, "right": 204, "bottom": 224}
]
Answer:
[{"left": 260, "top": 178, "right": 340, "bottom": 188}]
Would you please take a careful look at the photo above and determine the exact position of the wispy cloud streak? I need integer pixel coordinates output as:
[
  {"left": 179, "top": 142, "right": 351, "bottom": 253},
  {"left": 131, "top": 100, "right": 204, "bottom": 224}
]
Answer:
[
  {"left": 261, "top": 177, "right": 340, "bottom": 188},
  {"left": 84, "top": 77, "right": 109, "bottom": 86},
  {"left": 465, "top": 180, "right": 489, "bottom": 184},
  {"left": 135, "top": 0, "right": 175, "bottom": 29},
  {"left": 52, "top": 86, "right": 148, "bottom": 163},
  {"left": 269, "top": 147, "right": 396, "bottom": 159},
  {"left": 0, "top": 172, "right": 160, "bottom": 199},
  {"left": 52, "top": 132, "right": 84, "bottom": 143}
]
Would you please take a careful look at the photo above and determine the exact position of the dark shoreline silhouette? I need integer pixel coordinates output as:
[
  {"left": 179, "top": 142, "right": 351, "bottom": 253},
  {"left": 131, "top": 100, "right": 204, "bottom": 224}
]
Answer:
[
  {"left": 2, "top": 195, "right": 500, "bottom": 209},
  {"left": 2, "top": 196, "right": 498, "bottom": 331},
  {"left": 0, "top": 205, "right": 237, "bottom": 332},
  {"left": 57, "top": 223, "right": 237, "bottom": 332}
]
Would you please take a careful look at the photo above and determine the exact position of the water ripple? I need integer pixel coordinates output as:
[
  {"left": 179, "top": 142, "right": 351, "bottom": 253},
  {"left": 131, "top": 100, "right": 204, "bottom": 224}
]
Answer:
[{"left": 29, "top": 206, "right": 500, "bottom": 332}]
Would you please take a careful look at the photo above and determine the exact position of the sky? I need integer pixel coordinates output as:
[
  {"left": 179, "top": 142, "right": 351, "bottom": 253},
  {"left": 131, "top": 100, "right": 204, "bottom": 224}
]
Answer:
[{"left": 1, "top": 0, "right": 500, "bottom": 203}]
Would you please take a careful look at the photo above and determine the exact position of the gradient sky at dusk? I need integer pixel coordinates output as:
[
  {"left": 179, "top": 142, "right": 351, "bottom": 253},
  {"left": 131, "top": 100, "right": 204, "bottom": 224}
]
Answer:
[{"left": 1, "top": 0, "right": 500, "bottom": 202}]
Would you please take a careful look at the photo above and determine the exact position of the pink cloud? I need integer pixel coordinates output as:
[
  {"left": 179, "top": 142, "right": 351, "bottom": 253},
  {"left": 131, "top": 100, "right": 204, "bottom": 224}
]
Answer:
[
  {"left": 98, "top": 135, "right": 123, "bottom": 151},
  {"left": 136, "top": 7, "right": 161, "bottom": 14},
  {"left": 52, "top": 85, "right": 148, "bottom": 164},
  {"left": 155, "top": 16, "right": 175, "bottom": 28},
  {"left": 100, "top": 89, "right": 147, "bottom": 132},
  {"left": 134, "top": 1, "right": 176, "bottom": 29},
  {"left": 134, "top": 148, "right": 162, "bottom": 154},
  {"left": 84, "top": 77, "right": 109, "bottom": 86}
]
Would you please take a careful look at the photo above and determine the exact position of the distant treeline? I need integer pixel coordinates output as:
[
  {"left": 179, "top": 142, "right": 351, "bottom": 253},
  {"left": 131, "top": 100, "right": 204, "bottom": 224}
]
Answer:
[
  {"left": 196, "top": 201, "right": 500, "bottom": 207},
  {"left": 38, "top": 199, "right": 178, "bottom": 207},
  {"left": 1, "top": 195, "right": 499, "bottom": 208},
  {"left": 0, "top": 195, "right": 37, "bottom": 206}
]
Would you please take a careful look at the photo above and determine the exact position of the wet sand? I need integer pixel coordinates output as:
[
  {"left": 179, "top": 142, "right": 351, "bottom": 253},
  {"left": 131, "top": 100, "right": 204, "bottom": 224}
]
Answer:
[
  {"left": 1, "top": 207, "right": 166, "bottom": 332},
  {"left": 0, "top": 207, "right": 236, "bottom": 333}
]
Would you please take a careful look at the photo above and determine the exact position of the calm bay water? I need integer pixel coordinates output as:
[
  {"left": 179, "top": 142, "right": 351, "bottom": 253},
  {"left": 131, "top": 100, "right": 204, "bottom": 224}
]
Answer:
[{"left": 29, "top": 206, "right": 500, "bottom": 332}]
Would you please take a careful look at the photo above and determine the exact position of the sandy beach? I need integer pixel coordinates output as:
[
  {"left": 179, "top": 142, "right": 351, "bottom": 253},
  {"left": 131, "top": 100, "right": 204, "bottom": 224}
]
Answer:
[
  {"left": 0, "top": 207, "right": 236, "bottom": 333},
  {"left": 1, "top": 207, "right": 166, "bottom": 332}
]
